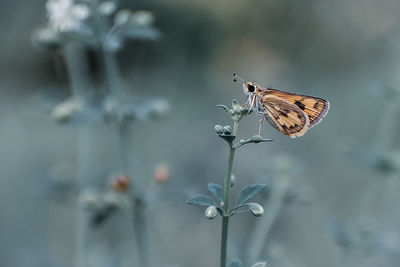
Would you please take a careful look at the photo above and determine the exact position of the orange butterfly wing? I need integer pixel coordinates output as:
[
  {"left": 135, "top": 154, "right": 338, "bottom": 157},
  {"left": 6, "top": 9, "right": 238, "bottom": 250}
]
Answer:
[
  {"left": 264, "top": 88, "right": 330, "bottom": 128},
  {"left": 260, "top": 94, "right": 309, "bottom": 138}
]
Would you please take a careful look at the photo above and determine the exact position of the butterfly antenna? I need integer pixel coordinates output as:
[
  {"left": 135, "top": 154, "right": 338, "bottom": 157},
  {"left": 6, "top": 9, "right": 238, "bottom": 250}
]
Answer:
[{"left": 233, "top": 73, "right": 246, "bottom": 83}]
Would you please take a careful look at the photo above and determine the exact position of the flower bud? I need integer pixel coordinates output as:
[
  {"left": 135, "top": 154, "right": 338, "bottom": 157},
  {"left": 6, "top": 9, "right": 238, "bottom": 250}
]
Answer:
[
  {"left": 32, "top": 27, "right": 61, "bottom": 50},
  {"left": 230, "top": 174, "right": 236, "bottom": 187},
  {"left": 132, "top": 11, "right": 154, "bottom": 25},
  {"left": 109, "top": 174, "right": 130, "bottom": 192},
  {"left": 251, "top": 135, "right": 263, "bottom": 143},
  {"left": 146, "top": 98, "right": 171, "bottom": 118},
  {"left": 51, "top": 97, "right": 84, "bottom": 123},
  {"left": 214, "top": 124, "right": 224, "bottom": 134},
  {"left": 248, "top": 203, "right": 264, "bottom": 217},
  {"left": 205, "top": 206, "right": 218, "bottom": 219},
  {"left": 231, "top": 99, "right": 241, "bottom": 112},
  {"left": 98, "top": 1, "right": 116, "bottom": 16},
  {"left": 223, "top": 125, "right": 232, "bottom": 135},
  {"left": 78, "top": 189, "right": 101, "bottom": 208},
  {"left": 154, "top": 163, "right": 170, "bottom": 184},
  {"left": 114, "top": 9, "right": 131, "bottom": 25}
]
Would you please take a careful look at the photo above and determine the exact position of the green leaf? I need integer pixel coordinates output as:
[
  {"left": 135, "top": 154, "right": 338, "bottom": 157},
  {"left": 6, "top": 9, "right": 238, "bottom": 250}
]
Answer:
[
  {"left": 208, "top": 183, "right": 224, "bottom": 203},
  {"left": 217, "top": 104, "right": 230, "bottom": 113},
  {"left": 227, "top": 260, "right": 243, "bottom": 267},
  {"left": 187, "top": 194, "right": 216, "bottom": 207},
  {"left": 236, "top": 184, "right": 266, "bottom": 206}
]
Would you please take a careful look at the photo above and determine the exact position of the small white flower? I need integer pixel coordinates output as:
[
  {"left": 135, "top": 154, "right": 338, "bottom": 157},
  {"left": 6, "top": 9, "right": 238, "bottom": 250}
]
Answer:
[
  {"left": 78, "top": 189, "right": 101, "bottom": 208},
  {"left": 114, "top": 9, "right": 132, "bottom": 26},
  {"left": 46, "top": 0, "right": 90, "bottom": 32},
  {"left": 98, "top": 1, "right": 117, "bottom": 16},
  {"left": 51, "top": 97, "right": 84, "bottom": 122},
  {"left": 132, "top": 11, "right": 154, "bottom": 25}
]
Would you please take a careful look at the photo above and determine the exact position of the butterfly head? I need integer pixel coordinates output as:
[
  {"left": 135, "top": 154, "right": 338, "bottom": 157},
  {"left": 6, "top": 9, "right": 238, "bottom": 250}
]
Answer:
[
  {"left": 233, "top": 73, "right": 259, "bottom": 95},
  {"left": 243, "top": 81, "right": 259, "bottom": 96}
]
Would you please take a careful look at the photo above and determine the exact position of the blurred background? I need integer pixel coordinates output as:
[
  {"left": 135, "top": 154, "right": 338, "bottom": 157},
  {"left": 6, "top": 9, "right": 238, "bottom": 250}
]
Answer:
[{"left": 2, "top": 0, "right": 400, "bottom": 266}]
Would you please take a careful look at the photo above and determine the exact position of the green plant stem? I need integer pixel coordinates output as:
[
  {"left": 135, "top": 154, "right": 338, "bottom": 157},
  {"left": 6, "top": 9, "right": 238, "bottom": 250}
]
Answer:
[
  {"left": 220, "top": 121, "right": 239, "bottom": 267},
  {"left": 101, "top": 48, "right": 150, "bottom": 267}
]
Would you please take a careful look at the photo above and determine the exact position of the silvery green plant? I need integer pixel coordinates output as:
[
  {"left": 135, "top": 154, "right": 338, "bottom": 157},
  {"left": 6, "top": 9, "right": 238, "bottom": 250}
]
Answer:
[
  {"left": 33, "top": 1, "right": 165, "bottom": 267},
  {"left": 331, "top": 86, "right": 400, "bottom": 267},
  {"left": 187, "top": 100, "right": 271, "bottom": 267}
]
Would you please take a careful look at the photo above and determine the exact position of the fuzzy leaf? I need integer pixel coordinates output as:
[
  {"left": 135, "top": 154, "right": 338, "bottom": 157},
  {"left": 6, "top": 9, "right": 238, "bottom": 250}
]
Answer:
[
  {"left": 252, "top": 262, "right": 267, "bottom": 267},
  {"left": 227, "top": 260, "right": 243, "bottom": 267},
  {"left": 231, "top": 99, "right": 241, "bottom": 111},
  {"left": 187, "top": 194, "right": 216, "bottom": 207},
  {"left": 208, "top": 183, "right": 224, "bottom": 203},
  {"left": 236, "top": 184, "right": 266, "bottom": 206},
  {"left": 217, "top": 104, "right": 230, "bottom": 113}
]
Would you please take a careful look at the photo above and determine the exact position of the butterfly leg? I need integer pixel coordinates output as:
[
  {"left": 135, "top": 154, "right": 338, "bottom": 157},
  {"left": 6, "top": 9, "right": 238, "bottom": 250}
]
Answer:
[
  {"left": 247, "top": 95, "right": 256, "bottom": 115},
  {"left": 258, "top": 117, "right": 264, "bottom": 136}
]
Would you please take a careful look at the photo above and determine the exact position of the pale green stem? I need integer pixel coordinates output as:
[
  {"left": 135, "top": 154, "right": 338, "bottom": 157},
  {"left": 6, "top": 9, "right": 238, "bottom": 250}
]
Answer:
[
  {"left": 220, "top": 121, "right": 239, "bottom": 267},
  {"left": 246, "top": 174, "right": 290, "bottom": 263},
  {"left": 64, "top": 42, "right": 94, "bottom": 267}
]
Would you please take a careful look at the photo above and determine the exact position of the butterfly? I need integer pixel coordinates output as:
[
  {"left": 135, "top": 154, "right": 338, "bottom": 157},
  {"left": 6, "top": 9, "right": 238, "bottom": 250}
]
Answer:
[{"left": 234, "top": 73, "right": 330, "bottom": 138}]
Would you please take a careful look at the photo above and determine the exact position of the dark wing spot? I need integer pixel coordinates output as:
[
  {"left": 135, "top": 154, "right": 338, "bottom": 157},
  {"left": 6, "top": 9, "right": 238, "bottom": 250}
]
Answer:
[
  {"left": 294, "top": 100, "right": 306, "bottom": 110},
  {"left": 279, "top": 110, "right": 288, "bottom": 117},
  {"left": 314, "top": 100, "right": 323, "bottom": 109}
]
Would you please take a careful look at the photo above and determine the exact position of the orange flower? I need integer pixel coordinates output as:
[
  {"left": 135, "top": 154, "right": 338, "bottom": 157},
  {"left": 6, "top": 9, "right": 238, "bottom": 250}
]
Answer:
[{"left": 109, "top": 174, "right": 130, "bottom": 192}]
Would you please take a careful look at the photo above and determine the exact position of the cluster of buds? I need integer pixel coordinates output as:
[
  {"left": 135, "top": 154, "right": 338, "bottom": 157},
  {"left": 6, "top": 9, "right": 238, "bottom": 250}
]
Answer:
[
  {"left": 215, "top": 99, "right": 272, "bottom": 147},
  {"left": 217, "top": 99, "right": 251, "bottom": 123}
]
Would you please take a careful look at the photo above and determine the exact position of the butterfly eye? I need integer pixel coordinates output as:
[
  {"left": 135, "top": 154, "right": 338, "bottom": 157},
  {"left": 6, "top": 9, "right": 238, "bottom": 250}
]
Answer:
[{"left": 247, "top": 84, "right": 255, "bottom": 92}]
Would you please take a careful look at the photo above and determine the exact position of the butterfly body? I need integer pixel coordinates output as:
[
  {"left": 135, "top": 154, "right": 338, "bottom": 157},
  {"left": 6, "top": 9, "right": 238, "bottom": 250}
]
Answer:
[{"left": 243, "top": 81, "right": 329, "bottom": 138}]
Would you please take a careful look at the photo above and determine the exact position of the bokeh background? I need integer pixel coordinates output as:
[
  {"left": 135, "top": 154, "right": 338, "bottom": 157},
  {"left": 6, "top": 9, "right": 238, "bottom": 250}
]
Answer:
[{"left": 2, "top": 0, "right": 400, "bottom": 266}]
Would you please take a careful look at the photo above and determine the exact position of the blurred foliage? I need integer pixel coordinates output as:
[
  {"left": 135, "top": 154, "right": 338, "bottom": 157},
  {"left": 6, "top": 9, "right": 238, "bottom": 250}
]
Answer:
[{"left": 2, "top": 0, "right": 400, "bottom": 267}]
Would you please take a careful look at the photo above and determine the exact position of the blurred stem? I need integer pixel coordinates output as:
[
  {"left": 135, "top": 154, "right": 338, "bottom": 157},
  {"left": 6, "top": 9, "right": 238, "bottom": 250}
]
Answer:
[
  {"left": 245, "top": 174, "right": 290, "bottom": 264},
  {"left": 374, "top": 93, "right": 400, "bottom": 153},
  {"left": 102, "top": 49, "right": 124, "bottom": 103},
  {"left": 64, "top": 42, "right": 93, "bottom": 267},
  {"left": 358, "top": 93, "right": 400, "bottom": 218},
  {"left": 101, "top": 48, "right": 150, "bottom": 267},
  {"left": 64, "top": 42, "right": 92, "bottom": 98},
  {"left": 220, "top": 121, "right": 238, "bottom": 267},
  {"left": 132, "top": 199, "right": 150, "bottom": 267}
]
